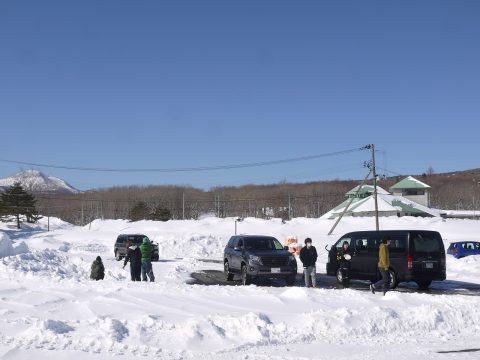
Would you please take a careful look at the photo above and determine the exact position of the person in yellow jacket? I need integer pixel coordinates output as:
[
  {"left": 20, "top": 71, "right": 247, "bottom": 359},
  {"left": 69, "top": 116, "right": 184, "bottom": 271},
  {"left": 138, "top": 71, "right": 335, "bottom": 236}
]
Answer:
[{"left": 370, "top": 237, "right": 391, "bottom": 295}]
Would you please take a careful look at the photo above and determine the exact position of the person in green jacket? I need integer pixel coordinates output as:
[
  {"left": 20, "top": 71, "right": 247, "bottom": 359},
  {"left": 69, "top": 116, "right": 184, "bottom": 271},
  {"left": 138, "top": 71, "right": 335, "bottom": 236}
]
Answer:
[
  {"left": 370, "top": 237, "right": 391, "bottom": 295},
  {"left": 90, "top": 256, "right": 105, "bottom": 281},
  {"left": 140, "top": 237, "right": 155, "bottom": 282}
]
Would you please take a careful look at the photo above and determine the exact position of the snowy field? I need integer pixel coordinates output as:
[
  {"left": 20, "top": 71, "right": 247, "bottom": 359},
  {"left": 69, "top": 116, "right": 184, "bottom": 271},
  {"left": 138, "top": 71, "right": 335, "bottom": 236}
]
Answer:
[{"left": 1, "top": 216, "right": 480, "bottom": 359}]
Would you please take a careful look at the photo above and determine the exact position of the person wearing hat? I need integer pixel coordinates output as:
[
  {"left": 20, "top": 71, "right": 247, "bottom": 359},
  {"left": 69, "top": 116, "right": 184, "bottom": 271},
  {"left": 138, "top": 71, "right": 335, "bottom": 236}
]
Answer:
[
  {"left": 140, "top": 236, "right": 155, "bottom": 282},
  {"left": 123, "top": 240, "right": 142, "bottom": 281},
  {"left": 90, "top": 256, "right": 105, "bottom": 281},
  {"left": 299, "top": 238, "right": 318, "bottom": 288}
]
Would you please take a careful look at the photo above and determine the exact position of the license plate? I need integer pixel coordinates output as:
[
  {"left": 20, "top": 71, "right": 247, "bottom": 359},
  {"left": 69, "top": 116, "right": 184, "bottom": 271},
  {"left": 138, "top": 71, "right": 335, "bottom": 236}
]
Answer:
[
  {"left": 425, "top": 262, "right": 434, "bottom": 269},
  {"left": 271, "top": 268, "right": 281, "bottom": 273}
]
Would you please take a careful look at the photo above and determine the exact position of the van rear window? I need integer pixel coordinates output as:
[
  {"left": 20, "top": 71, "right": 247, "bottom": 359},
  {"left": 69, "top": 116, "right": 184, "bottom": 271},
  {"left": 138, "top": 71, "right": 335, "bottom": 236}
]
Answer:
[{"left": 412, "top": 233, "right": 442, "bottom": 252}]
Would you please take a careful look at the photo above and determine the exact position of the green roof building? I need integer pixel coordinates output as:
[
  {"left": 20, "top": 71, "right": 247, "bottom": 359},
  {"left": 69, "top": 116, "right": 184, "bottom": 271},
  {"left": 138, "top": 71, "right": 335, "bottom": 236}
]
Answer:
[{"left": 389, "top": 176, "right": 431, "bottom": 207}]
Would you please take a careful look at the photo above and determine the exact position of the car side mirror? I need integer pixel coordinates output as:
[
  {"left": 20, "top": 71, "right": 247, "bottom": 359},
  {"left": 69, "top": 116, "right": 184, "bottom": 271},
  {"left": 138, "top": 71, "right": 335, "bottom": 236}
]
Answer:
[{"left": 284, "top": 246, "right": 289, "bottom": 250}]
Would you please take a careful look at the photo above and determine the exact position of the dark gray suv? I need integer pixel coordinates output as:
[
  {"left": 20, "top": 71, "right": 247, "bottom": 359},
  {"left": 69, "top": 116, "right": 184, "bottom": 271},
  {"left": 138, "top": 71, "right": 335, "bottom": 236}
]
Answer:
[
  {"left": 224, "top": 235, "right": 297, "bottom": 286},
  {"left": 114, "top": 234, "right": 159, "bottom": 261}
]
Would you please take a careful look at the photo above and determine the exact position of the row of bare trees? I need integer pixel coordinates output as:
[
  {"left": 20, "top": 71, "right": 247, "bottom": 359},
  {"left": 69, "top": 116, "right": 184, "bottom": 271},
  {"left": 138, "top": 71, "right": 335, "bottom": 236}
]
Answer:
[{"left": 33, "top": 168, "right": 480, "bottom": 225}]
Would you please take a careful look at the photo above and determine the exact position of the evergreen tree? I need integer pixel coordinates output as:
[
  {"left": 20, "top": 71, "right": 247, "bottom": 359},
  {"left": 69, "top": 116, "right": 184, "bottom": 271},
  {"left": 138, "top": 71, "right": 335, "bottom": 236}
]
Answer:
[
  {"left": 150, "top": 205, "right": 172, "bottom": 221},
  {"left": 0, "top": 182, "right": 42, "bottom": 229},
  {"left": 129, "top": 201, "right": 149, "bottom": 221}
]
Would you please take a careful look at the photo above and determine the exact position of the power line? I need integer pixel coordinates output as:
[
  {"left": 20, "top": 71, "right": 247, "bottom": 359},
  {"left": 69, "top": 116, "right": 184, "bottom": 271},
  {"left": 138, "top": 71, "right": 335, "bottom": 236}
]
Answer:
[{"left": 0, "top": 146, "right": 365, "bottom": 173}]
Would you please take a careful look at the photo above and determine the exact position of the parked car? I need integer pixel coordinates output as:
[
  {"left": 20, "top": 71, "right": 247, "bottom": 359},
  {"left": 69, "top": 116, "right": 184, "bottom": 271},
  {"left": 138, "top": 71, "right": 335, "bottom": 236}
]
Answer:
[
  {"left": 114, "top": 234, "right": 159, "bottom": 261},
  {"left": 447, "top": 241, "right": 480, "bottom": 258},
  {"left": 326, "top": 230, "right": 446, "bottom": 290},
  {"left": 224, "top": 235, "right": 297, "bottom": 286}
]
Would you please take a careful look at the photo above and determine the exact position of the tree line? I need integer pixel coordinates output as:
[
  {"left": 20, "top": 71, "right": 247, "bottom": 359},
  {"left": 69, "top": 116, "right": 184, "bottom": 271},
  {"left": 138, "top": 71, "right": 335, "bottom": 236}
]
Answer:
[{"left": 3, "top": 168, "right": 480, "bottom": 226}]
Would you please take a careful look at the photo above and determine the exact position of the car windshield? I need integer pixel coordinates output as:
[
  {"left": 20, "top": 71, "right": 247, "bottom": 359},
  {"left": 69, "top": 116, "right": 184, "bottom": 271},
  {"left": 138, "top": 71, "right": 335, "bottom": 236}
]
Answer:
[
  {"left": 244, "top": 237, "right": 284, "bottom": 251},
  {"left": 127, "top": 236, "right": 145, "bottom": 244}
]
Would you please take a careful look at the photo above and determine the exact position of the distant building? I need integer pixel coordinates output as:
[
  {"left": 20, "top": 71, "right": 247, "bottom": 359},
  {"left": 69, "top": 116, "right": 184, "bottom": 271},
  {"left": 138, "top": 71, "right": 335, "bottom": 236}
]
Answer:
[
  {"left": 389, "top": 176, "right": 431, "bottom": 207},
  {"left": 321, "top": 178, "right": 444, "bottom": 219}
]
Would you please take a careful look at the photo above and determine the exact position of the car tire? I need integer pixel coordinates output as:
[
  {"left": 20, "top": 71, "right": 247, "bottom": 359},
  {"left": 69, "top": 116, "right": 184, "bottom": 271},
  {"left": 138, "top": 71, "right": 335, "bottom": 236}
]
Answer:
[
  {"left": 224, "top": 261, "right": 234, "bottom": 281},
  {"left": 416, "top": 280, "right": 432, "bottom": 290},
  {"left": 115, "top": 251, "right": 122, "bottom": 261},
  {"left": 241, "top": 265, "right": 251, "bottom": 286},
  {"left": 389, "top": 269, "right": 398, "bottom": 289},
  {"left": 336, "top": 267, "right": 344, "bottom": 285},
  {"left": 286, "top": 274, "right": 296, "bottom": 286}
]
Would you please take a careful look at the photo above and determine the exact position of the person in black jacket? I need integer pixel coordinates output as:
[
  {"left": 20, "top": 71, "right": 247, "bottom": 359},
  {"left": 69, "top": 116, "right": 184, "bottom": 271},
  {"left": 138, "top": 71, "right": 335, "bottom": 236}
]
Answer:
[
  {"left": 90, "top": 256, "right": 105, "bottom": 281},
  {"left": 299, "top": 238, "right": 318, "bottom": 288},
  {"left": 123, "top": 240, "right": 142, "bottom": 281},
  {"left": 336, "top": 241, "right": 352, "bottom": 288}
]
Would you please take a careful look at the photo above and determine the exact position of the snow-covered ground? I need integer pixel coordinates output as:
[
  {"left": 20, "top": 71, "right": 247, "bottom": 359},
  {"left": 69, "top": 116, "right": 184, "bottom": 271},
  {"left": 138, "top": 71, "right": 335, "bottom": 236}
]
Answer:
[{"left": 1, "top": 216, "right": 480, "bottom": 359}]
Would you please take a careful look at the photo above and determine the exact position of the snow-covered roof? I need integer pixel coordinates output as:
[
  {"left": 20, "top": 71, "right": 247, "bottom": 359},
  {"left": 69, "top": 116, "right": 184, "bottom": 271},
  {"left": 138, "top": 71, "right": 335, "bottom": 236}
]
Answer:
[
  {"left": 321, "top": 192, "right": 444, "bottom": 219},
  {"left": 390, "top": 176, "right": 431, "bottom": 190},
  {"left": 346, "top": 185, "right": 390, "bottom": 196}
]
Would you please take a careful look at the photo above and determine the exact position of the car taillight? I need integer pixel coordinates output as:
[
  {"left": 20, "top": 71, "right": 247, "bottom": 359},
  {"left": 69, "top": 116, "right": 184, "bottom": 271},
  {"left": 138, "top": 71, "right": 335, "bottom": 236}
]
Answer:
[{"left": 407, "top": 255, "right": 413, "bottom": 270}]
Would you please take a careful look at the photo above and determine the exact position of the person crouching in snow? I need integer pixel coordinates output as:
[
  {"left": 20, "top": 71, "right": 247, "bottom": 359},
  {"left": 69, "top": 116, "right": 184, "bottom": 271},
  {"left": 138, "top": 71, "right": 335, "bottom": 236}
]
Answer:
[
  {"left": 123, "top": 240, "right": 142, "bottom": 281},
  {"left": 90, "top": 256, "right": 105, "bottom": 281},
  {"left": 336, "top": 241, "right": 352, "bottom": 288},
  {"left": 140, "top": 236, "right": 155, "bottom": 282},
  {"left": 299, "top": 238, "right": 318, "bottom": 288}
]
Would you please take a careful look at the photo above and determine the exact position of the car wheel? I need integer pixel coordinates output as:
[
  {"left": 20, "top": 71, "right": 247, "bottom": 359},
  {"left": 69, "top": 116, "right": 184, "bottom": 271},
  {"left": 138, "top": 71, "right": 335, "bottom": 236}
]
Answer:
[
  {"left": 286, "top": 274, "right": 296, "bottom": 286},
  {"left": 224, "top": 261, "right": 234, "bottom": 281},
  {"left": 336, "top": 267, "right": 343, "bottom": 284},
  {"left": 115, "top": 251, "right": 122, "bottom": 261},
  {"left": 241, "top": 265, "right": 251, "bottom": 286},
  {"left": 416, "top": 280, "right": 432, "bottom": 290},
  {"left": 389, "top": 269, "right": 398, "bottom": 289}
]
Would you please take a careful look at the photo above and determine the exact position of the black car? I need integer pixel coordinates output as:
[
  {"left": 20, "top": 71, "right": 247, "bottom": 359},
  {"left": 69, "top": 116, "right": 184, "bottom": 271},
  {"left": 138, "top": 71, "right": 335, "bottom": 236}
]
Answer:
[
  {"left": 327, "top": 230, "right": 446, "bottom": 290},
  {"left": 224, "top": 235, "right": 297, "bottom": 286},
  {"left": 114, "top": 234, "right": 159, "bottom": 261}
]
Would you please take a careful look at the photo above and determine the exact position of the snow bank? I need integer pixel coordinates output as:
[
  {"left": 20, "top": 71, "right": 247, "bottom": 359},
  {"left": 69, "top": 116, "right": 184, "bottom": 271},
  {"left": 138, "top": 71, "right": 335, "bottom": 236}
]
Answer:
[
  {"left": 1, "top": 249, "right": 89, "bottom": 281},
  {"left": 0, "top": 231, "right": 29, "bottom": 258}
]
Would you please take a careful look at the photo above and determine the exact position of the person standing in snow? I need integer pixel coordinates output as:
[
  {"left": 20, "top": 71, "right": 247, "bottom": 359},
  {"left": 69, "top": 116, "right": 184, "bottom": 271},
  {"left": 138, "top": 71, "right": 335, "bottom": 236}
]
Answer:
[
  {"left": 140, "top": 236, "right": 155, "bottom": 282},
  {"left": 299, "top": 238, "right": 318, "bottom": 288},
  {"left": 336, "top": 241, "right": 352, "bottom": 288},
  {"left": 370, "top": 236, "right": 391, "bottom": 295},
  {"left": 90, "top": 256, "right": 105, "bottom": 280},
  {"left": 123, "top": 240, "right": 142, "bottom": 281}
]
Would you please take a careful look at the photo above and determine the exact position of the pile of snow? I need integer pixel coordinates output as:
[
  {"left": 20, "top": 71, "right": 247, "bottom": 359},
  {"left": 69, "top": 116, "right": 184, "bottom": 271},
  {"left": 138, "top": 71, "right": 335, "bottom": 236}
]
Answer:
[
  {"left": 0, "top": 216, "right": 479, "bottom": 359},
  {"left": 0, "top": 231, "right": 29, "bottom": 258},
  {"left": 1, "top": 249, "right": 89, "bottom": 281}
]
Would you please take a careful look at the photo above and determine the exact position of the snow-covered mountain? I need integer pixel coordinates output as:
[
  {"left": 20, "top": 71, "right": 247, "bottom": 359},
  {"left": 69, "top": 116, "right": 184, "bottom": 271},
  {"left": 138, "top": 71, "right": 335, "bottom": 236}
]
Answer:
[{"left": 0, "top": 170, "right": 80, "bottom": 194}]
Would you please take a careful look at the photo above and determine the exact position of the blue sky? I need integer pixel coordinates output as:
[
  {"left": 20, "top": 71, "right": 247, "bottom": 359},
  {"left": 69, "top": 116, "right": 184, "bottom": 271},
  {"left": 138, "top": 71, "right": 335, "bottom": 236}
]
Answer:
[{"left": 0, "top": 1, "right": 479, "bottom": 190}]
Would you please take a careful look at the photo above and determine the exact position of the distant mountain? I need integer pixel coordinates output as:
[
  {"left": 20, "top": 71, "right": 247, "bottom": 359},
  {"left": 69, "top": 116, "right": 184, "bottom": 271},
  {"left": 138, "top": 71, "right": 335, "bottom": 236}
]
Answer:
[{"left": 0, "top": 170, "right": 81, "bottom": 194}]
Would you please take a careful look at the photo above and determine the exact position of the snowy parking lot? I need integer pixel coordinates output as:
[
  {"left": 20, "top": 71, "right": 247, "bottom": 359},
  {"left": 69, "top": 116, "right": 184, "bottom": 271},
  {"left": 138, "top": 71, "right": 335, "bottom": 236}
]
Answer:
[{"left": 1, "top": 216, "right": 480, "bottom": 359}]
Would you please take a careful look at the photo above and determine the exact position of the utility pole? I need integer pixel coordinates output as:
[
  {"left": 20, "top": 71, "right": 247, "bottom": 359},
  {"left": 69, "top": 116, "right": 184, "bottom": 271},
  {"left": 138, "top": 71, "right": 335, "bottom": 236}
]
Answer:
[
  {"left": 288, "top": 194, "right": 291, "bottom": 220},
  {"left": 182, "top": 192, "right": 185, "bottom": 220},
  {"left": 371, "top": 144, "right": 380, "bottom": 231},
  {"left": 328, "top": 170, "right": 372, "bottom": 235}
]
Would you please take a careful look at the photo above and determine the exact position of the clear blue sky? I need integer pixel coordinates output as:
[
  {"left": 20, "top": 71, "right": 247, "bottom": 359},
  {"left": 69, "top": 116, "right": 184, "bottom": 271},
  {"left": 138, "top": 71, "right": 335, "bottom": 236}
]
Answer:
[{"left": 1, "top": 1, "right": 479, "bottom": 190}]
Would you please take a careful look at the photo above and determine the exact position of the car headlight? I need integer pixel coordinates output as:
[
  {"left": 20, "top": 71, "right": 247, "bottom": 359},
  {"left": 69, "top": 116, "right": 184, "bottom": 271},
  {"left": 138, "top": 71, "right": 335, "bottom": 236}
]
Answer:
[{"left": 249, "top": 255, "right": 261, "bottom": 263}]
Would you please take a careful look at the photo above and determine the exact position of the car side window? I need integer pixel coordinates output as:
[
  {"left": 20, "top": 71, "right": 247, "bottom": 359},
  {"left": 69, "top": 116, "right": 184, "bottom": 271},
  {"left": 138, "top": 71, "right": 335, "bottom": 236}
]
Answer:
[
  {"left": 389, "top": 235, "right": 407, "bottom": 253},
  {"left": 336, "top": 237, "right": 351, "bottom": 250},
  {"left": 227, "top": 238, "right": 234, "bottom": 248},
  {"left": 352, "top": 237, "right": 368, "bottom": 252},
  {"left": 476, "top": 243, "right": 480, "bottom": 250},
  {"left": 237, "top": 239, "right": 244, "bottom": 249}
]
